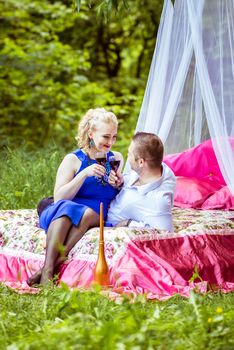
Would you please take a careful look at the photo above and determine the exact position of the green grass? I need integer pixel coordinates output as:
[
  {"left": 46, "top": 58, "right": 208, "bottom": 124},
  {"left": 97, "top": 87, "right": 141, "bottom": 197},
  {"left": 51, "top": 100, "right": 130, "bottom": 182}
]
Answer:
[
  {"left": 0, "top": 145, "right": 63, "bottom": 210},
  {"left": 0, "top": 147, "right": 234, "bottom": 349},
  {"left": 0, "top": 284, "right": 234, "bottom": 350}
]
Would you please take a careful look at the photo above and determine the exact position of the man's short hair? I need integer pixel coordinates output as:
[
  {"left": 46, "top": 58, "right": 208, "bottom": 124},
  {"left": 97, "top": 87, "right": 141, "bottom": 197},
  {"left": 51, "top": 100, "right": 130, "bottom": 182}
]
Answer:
[{"left": 132, "top": 132, "right": 164, "bottom": 169}]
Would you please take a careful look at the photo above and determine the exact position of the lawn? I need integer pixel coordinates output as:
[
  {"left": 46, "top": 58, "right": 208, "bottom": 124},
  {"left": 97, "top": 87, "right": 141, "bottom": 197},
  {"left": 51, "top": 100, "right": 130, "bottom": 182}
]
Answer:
[{"left": 1, "top": 284, "right": 234, "bottom": 350}]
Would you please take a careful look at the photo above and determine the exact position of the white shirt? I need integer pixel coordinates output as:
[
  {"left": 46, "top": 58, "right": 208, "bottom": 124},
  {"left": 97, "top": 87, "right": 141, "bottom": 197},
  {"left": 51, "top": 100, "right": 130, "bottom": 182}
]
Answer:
[{"left": 107, "top": 163, "right": 176, "bottom": 231}]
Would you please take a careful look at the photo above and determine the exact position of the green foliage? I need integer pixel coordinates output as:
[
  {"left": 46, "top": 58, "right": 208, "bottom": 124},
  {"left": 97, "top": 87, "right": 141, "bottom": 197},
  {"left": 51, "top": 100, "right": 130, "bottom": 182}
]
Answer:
[
  {"left": 0, "top": 146, "right": 63, "bottom": 209},
  {"left": 0, "top": 283, "right": 234, "bottom": 349},
  {"left": 0, "top": 0, "right": 117, "bottom": 149},
  {"left": 0, "top": 0, "right": 163, "bottom": 155},
  {"left": 75, "top": 0, "right": 129, "bottom": 16}
]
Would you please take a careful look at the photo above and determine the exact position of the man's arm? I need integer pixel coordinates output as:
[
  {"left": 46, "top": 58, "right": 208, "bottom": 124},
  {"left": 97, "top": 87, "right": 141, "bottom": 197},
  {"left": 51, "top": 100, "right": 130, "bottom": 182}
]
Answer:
[{"left": 114, "top": 192, "right": 174, "bottom": 230}]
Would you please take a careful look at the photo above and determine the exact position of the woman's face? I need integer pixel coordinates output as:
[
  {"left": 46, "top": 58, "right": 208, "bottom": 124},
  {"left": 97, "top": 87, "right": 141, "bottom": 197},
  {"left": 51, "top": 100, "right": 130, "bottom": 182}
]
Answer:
[{"left": 90, "top": 122, "right": 118, "bottom": 152}]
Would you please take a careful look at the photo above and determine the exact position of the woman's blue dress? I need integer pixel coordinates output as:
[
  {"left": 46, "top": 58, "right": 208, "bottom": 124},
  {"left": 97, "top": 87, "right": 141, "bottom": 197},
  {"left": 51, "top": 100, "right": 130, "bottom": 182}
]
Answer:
[{"left": 39, "top": 149, "right": 118, "bottom": 232}]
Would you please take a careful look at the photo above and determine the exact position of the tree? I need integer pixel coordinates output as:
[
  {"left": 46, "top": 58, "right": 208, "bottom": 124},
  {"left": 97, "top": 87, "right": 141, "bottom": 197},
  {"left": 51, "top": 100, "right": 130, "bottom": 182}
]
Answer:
[{"left": 0, "top": 0, "right": 163, "bottom": 155}]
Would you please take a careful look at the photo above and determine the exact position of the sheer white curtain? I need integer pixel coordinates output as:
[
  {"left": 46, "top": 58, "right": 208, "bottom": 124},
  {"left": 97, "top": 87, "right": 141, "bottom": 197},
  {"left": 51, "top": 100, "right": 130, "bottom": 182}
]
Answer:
[{"left": 135, "top": 0, "right": 234, "bottom": 194}]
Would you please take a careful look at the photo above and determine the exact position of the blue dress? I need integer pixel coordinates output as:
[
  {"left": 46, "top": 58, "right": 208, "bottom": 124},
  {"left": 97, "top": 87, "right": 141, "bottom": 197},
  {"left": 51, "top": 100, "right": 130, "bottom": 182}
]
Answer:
[{"left": 39, "top": 149, "right": 118, "bottom": 232}]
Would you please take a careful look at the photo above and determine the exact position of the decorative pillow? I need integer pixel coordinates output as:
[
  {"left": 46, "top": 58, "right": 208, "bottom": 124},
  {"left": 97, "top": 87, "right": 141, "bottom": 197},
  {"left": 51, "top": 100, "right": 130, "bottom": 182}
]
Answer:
[
  {"left": 164, "top": 139, "right": 234, "bottom": 187},
  {"left": 201, "top": 186, "right": 234, "bottom": 210},
  {"left": 174, "top": 177, "right": 222, "bottom": 209}
]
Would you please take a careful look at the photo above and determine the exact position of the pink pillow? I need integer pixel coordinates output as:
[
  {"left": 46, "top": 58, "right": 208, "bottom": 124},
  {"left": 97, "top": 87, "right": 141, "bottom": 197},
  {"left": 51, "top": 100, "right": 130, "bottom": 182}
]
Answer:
[
  {"left": 164, "top": 138, "right": 234, "bottom": 187},
  {"left": 201, "top": 186, "right": 234, "bottom": 210},
  {"left": 174, "top": 177, "right": 222, "bottom": 209}
]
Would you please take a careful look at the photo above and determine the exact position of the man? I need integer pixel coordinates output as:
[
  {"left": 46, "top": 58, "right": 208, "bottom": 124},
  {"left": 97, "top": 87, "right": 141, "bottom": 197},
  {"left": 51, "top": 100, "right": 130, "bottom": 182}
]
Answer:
[{"left": 107, "top": 132, "right": 176, "bottom": 231}]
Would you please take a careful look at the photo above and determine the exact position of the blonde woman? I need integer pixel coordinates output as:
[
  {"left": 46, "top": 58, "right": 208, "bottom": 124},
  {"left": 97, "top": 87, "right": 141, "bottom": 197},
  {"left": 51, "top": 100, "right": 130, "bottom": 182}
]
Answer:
[{"left": 27, "top": 108, "right": 123, "bottom": 286}]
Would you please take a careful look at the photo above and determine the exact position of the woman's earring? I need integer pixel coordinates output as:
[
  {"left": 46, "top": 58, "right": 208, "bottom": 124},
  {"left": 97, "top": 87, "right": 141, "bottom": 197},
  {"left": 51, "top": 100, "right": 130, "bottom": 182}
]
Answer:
[{"left": 89, "top": 138, "right": 95, "bottom": 147}]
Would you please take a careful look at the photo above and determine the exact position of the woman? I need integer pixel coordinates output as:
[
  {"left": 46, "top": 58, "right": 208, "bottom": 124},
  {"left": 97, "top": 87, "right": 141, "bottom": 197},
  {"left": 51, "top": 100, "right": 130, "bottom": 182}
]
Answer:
[{"left": 27, "top": 108, "right": 123, "bottom": 286}]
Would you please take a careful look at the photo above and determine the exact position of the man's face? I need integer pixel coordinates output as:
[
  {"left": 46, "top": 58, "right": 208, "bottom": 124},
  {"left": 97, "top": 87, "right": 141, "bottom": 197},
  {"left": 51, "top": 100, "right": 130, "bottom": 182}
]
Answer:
[{"left": 128, "top": 141, "right": 139, "bottom": 171}]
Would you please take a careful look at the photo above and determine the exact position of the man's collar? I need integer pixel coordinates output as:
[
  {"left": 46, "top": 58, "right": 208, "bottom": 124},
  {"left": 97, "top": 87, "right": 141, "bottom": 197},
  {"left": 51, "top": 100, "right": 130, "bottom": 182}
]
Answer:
[{"left": 128, "top": 168, "right": 164, "bottom": 195}]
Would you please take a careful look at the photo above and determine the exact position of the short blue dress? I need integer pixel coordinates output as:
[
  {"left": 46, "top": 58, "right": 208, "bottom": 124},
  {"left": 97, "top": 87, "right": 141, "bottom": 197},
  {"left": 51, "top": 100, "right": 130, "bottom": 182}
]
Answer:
[{"left": 39, "top": 149, "right": 118, "bottom": 232}]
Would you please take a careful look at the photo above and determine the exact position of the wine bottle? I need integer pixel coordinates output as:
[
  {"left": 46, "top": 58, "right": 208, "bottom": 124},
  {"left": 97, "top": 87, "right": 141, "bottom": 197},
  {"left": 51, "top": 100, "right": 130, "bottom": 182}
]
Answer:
[{"left": 94, "top": 202, "right": 110, "bottom": 286}]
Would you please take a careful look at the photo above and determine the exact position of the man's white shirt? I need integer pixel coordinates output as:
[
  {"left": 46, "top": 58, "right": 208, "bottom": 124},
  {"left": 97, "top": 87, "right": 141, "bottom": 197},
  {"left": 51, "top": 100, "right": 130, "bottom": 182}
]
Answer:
[{"left": 107, "top": 162, "right": 176, "bottom": 231}]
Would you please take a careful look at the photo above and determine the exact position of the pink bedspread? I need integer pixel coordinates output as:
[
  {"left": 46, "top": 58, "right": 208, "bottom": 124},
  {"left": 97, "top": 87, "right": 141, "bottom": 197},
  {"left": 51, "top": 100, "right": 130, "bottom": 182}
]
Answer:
[{"left": 1, "top": 208, "right": 234, "bottom": 299}]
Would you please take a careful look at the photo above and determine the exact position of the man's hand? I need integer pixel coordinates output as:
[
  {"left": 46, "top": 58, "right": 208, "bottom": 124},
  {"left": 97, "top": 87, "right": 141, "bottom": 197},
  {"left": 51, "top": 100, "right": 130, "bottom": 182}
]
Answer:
[
  {"left": 108, "top": 170, "right": 124, "bottom": 188},
  {"left": 115, "top": 219, "right": 131, "bottom": 227}
]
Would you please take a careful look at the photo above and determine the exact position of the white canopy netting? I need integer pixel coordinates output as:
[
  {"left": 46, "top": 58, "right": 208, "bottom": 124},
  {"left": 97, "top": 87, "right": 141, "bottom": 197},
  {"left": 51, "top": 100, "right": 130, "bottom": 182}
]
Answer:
[{"left": 135, "top": 0, "right": 234, "bottom": 194}]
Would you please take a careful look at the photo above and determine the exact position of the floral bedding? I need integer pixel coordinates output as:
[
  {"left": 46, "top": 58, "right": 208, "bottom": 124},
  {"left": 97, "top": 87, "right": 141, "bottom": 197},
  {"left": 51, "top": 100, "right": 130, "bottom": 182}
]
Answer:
[
  {"left": 0, "top": 208, "right": 234, "bottom": 260},
  {"left": 1, "top": 208, "right": 234, "bottom": 299}
]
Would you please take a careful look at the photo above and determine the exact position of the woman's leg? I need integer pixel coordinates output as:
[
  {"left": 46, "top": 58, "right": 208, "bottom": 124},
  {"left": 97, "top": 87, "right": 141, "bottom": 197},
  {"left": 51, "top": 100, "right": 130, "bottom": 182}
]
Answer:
[
  {"left": 40, "top": 216, "right": 73, "bottom": 285},
  {"left": 40, "top": 208, "right": 99, "bottom": 285},
  {"left": 27, "top": 209, "right": 99, "bottom": 286},
  {"left": 59, "top": 208, "right": 99, "bottom": 258},
  {"left": 27, "top": 216, "right": 72, "bottom": 286}
]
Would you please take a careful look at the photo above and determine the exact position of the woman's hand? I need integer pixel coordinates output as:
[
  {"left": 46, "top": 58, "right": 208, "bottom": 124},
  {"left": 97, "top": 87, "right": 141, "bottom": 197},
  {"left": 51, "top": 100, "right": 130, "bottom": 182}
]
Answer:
[
  {"left": 84, "top": 163, "right": 106, "bottom": 178},
  {"left": 108, "top": 170, "right": 124, "bottom": 188},
  {"left": 54, "top": 154, "right": 107, "bottom": 201}
]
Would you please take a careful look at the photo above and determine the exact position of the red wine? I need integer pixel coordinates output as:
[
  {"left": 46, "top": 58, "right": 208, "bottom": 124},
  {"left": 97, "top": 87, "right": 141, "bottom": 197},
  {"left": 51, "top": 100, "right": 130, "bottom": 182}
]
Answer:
[
  {"left": 95, "top": 157, "right": 107, "bottom": 166},
  {"left": 110, "top": 160, "right": 120, "bottom": 172}
]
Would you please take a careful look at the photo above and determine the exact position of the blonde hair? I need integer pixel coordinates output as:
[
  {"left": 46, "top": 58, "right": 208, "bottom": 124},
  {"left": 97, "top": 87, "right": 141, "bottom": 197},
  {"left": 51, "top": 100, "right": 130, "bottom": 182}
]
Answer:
[{"left": 75, "top": 108, "right": 118, "bottom": 148}]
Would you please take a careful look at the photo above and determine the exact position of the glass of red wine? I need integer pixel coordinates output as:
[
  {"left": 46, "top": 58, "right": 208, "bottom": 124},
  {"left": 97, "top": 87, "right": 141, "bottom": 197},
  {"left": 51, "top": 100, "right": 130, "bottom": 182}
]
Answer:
[
  {"left": 95, "top": 152, "right": 107, "bottom": 166},
  {"left": 95, "top": 152, "right": 107, "bottom": 183},
  {"left": 109, "top": 155, "right": 121, "bottom": 185},
  {"left": 109, "top": 156, "right": 120, "bottom": 172}
]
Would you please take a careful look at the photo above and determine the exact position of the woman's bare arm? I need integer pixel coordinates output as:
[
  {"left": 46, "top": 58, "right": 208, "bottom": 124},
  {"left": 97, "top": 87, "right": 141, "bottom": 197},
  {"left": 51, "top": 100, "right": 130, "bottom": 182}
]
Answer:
[{"left": 54, "top": 154, "right": 105, "bottom": 201}]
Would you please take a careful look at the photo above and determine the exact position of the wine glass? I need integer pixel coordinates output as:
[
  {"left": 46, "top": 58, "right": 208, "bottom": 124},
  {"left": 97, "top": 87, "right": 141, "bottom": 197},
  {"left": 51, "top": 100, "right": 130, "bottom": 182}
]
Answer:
[
  {"left": 109, "top": 155, "right": 120, "bottom": 173},
  {"left": 109, "top": 155, "right": 121, "bottom": 186},
  {"left": 95, "top": 152, "right": 107, "bottom": 183},
  {"left": 95, "top": 152, "right": 107, "bottom": 166}
]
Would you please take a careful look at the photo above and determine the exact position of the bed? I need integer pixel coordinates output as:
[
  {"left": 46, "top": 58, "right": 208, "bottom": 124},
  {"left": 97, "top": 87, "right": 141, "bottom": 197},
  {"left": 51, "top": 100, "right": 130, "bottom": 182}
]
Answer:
[
  {"left": 1, "top": 207, "right": 234, "bottom": 300},
  {"left": 1, "top": 140, "right": 234, "bottom": 300}
]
